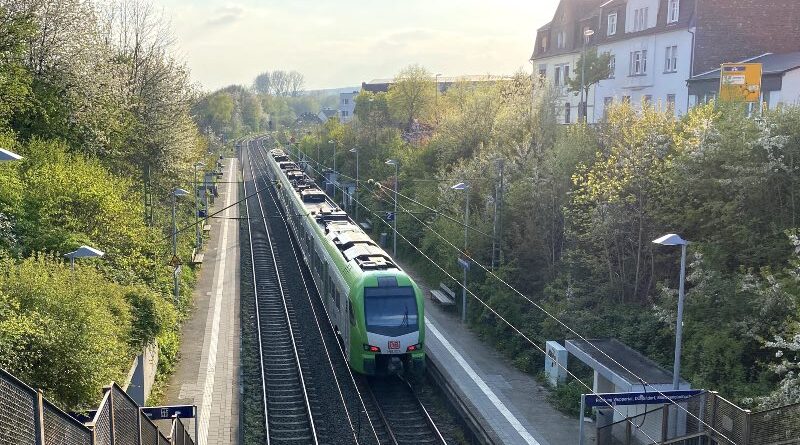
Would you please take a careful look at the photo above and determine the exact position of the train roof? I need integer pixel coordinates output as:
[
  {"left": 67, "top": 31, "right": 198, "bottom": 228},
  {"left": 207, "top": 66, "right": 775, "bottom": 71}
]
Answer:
[{"left": 269, "top": 149, "right": 400, "bottom": 273}]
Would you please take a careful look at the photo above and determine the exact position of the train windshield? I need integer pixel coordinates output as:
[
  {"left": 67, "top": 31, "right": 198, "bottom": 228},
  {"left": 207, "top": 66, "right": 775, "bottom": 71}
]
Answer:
[{"left": 364, "top": 286, "right": 418, "bottom": 336}]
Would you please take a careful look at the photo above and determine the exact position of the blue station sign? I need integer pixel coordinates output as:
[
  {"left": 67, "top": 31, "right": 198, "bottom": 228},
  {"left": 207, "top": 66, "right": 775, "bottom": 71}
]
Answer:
[
  {"left": 585, "top": 390, "right": 703, "bottom": 408},
  {"left": 141, "top": 404, "right": 196, "bottom": 420}
]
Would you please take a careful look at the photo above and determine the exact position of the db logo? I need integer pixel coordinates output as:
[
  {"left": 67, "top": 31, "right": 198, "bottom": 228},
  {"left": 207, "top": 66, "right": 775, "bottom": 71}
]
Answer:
[{"left": 388, "top": 341, "right": 400, "bottom": 350}]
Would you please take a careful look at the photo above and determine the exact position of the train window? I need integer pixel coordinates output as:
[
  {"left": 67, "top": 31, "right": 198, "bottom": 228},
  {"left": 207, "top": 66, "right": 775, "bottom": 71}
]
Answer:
[
  {"left": 335, "top": 289, "right": 341, "bottom": 309},
  {"left": 363, "top": 286, "right": 418, "bottom": 336}
]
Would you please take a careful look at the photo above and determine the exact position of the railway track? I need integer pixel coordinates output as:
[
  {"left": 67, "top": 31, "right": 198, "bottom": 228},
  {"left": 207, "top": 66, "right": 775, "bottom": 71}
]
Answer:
[
  {"left": 242, "top": 141, "right": 318, "bottom": 445},
  {"left": 249, "top": 137, "right": 450, "bottom": 445}
]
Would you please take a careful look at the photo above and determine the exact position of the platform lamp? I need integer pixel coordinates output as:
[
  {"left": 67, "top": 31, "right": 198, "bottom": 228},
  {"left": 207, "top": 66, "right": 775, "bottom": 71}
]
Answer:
[
  {"left": 349, "top": 147, "right": 359, "bottom": 221},
  {"left": 451, "top": 182, "right": 470, "bottom": 323},
  {"left": 652, "top": 233, "right": 688, "bottom": 392},
  {"left": 385, "top": 159, "right": 399, "bottom": 256},
  {"left": 172, "top": 188, "right": 190, "bottom": 302},
  {"left": 0, "top": 148, "right": 23, "bottom": 162},
  {"left": 194, "top": 162, "right": 205, "bottom": 250},
  {"left": 64, "top": 245, "right": 105, "bottom": 272},
  {"left": 329, "top": 139, "right": 337, "bottom": 201}
]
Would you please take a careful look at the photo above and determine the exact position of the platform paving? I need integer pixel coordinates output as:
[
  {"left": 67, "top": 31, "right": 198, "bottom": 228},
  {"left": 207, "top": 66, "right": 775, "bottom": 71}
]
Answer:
[
  {"left": 159, "top": 158, "right": 240, "bottom": 445},
  {"left": 396, "top": 260, "right": 596, "bottom": 445}
]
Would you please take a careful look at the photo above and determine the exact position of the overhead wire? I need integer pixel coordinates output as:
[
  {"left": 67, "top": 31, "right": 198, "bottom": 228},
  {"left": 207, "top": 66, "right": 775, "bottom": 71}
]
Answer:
[
  {"left": 269, "top": 140, "right": 665, "bottom": 444},
  {"left": 292, "top": 142, "right": 729, "bottom": 443}
]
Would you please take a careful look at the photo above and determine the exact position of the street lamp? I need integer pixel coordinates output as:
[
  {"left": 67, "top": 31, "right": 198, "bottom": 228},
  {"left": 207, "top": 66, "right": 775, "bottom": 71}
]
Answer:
[
  {"left": 172, "top": 188, "right": 190, "bottom": 302},
  {"left": 451, "top": 182, "right": 470, "bottom": 323},
  {"left": 385, "top": 159, "right": 399, "bottom": 256},
  {"left": 0, "top": 148, "right": 22, "bottom": 161},
  {"left": 194, "top": 162, "right": 205, "bottom": 251},
  {"left": 350, "top": 147, "right": 359, "bottom": 221},
  {"left": 652, "top": 233, "right": 688, "bottom": 392},
  {"left": 579, "top": 28, "right": 595, "bottom": 122},
  {"left": 329, "top": 139, "right": 337, "bottom": 201},
  {"left": 64, "top": 245, "right": 104, "bottom": 272}
]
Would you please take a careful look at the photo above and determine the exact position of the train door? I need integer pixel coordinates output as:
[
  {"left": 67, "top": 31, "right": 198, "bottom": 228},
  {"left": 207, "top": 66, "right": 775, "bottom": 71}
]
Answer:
[{"left": 343, "top": 298, "right": 350, "bottom": 356}]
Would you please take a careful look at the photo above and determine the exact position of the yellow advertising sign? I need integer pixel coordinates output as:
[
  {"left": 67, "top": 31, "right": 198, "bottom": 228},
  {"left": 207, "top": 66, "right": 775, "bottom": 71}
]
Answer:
[{"left": 719, "top": 63, "right": 763, "bottom": 102}]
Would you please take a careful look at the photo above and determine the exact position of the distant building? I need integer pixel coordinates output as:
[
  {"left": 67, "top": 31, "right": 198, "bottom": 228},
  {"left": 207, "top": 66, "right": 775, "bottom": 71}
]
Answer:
[
  {"left": 688, "top": 51, "right": 800, "bottom": 108},
  {"left": 360, "top": 75, "right": 509, "bottom": 94},
  {"left": 318, "top": 107, "right": 338, "bottom": 122},
  {"left": 338, "top": 91, "right": 358, "bottom": 123},
  {"left": 531, "top": 0, "right": 800, "bottom": 124}
]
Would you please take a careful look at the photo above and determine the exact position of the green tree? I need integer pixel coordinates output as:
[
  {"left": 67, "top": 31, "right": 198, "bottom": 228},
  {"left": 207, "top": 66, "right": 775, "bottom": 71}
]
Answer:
[
  {"left": 387, "top": 64, "right": 435, "bottom": 128},
  {"left": 567, "top": 48, "right": 612, "bottom": 118}
]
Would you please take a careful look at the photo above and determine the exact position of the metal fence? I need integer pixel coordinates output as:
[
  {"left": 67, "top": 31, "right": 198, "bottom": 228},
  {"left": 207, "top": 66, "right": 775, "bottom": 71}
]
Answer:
[
  {"left": 597, "top": 391, "right": 800, "bottom": 445},
  {"left": 0, "top": 369, "right": 185, "bottom": 445}
]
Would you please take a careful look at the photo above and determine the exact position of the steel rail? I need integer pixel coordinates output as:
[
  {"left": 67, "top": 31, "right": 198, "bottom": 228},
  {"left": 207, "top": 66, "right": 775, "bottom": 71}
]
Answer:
[
  {"left": 252, "top": 137, "right": 383, "bottom": 445},
  {"left": 241, "top": 139, "right": 271, "bottom": 444},
  {"left": 244, "top": 142, "right": 319, "bottom": 445}
]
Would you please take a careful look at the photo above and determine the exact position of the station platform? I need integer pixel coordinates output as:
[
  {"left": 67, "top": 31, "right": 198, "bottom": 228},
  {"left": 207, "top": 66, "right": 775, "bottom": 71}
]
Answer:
[
  {"left": 159, "top": 158, "right": 240, "bottom": 445},
  {"left": 416, "top": 277, "right": 596, "bottom": 445}
]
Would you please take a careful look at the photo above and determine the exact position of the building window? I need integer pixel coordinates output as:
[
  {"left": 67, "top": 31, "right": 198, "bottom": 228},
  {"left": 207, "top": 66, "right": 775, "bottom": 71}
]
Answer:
[
  {"left": 668, "top": 0, "right": 680, "bottom": 23},
  {"left": 633, "top": 7, "right": 649, "bottom": 32},
  {"left": 607, "top": 12, "right": 617, "bottom": 36},
  {"left": 343, "top": 98, "right": 349, "bottom": 105},
  {"left": 667, "top": 94, "right": 676, "bottom": 110},
  {"left": 630, "top": 50, "right": 648, "bottom": 75},
  {"left": 554, "top": 64, "right": 570, "bottom": 86},
  {"left": 608, "top": 54, "right": 616, "bottom": 78},
  {"left": 341, "top": 110, "right": 349, "bottom": 117},
  {"left": 541, "top": 35, "right": 548, "bottom": 52},
  {"left": 557, "top": 31, "right": 565, "bottom": 49},
  {"left": 642, "top": 95, "right": 652, "bottom": 107},
  {"left": 664, "top": 46, "right": 678, "bottom": 72},
  {"left": 564, "top": 103, "right": 571, "bottom": 124},
  {"left": 622, "top": 95, "right": 631, "bottom": 104},
  {"left": 539, "top": 64, "right": 547, "bottom": 77},
  {"left": 604, "top": 97, "right": 613, "bottom": 118}
]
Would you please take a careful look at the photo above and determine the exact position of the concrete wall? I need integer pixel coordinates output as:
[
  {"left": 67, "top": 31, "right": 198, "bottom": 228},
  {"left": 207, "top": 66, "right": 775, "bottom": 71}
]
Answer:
[
  {"left": 124, "top": 342, "right": 159, "bottom": 406},
  {"left": 781, "top": 68, "right": 800, "bottom": 106}
]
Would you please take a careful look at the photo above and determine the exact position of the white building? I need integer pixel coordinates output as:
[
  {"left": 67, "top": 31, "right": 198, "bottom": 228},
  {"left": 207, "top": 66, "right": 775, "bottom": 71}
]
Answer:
[
  {"left": 338, "top": 91, "right": 358, "bottom": 123},
  {"left": 532, "top": 0, "right": 694, "bottom": 124}
]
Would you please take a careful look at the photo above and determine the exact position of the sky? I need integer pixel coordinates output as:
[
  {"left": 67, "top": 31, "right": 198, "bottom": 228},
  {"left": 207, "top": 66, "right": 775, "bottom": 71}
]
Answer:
[{"left": 159, "top": 0, "right": 559, "bottom": 92}]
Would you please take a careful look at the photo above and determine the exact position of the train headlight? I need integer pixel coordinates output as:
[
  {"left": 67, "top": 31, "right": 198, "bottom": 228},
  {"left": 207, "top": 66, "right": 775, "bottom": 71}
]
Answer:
[
  {"left": 363, "top": 344, "right": 381, "bottom": 353},
  {"left": 406, "top": 343, "right": 422, "bottom": 352}
]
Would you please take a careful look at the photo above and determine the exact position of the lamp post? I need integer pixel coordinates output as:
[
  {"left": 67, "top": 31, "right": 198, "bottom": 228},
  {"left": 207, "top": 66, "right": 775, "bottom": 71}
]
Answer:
[
  {"left": 652, "top": 233, "right": 689, "bottom": 390},
  {"left": 579, "top": 28, "right": 595, "bottom": 122},
  {"left": 385, "top": 159, "right": 399, "bottom": 256},
  {"left": 329, "top": 139, "right": 337, "bottom": 201},
  {"left": 0, "top": 148, "right": 23, "bottom": 162},
  {"left": 64, "top": 245, "right": 104, "bottom": 272},
  {"left": 172, "top": 188, "right": 190, "bottom": 302},
  {"left": 452, "top": 182, "right": 470, "bottom": 323},
  {"left": 194, "top": 162, "right": 205, "bottom": 250},
  {"left": 350, "top": 147, "right": 359, "bottom": 221}
]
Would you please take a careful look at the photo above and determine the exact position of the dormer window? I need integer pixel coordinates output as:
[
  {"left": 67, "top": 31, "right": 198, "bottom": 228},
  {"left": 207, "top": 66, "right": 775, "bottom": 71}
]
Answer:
[
  {"left": 556, "top": 31, "right": 566, "bottom": 49},
  {"left": 541, "top": 35, "right": 549, "bottom": 52},
  {"left": 633, "top": 7, "right": 648, "bottom": 31},
  {"left": 607, "top": 12, "right": 617, "bottom": 36},
  {"left": 668, "top": 0, "right": 680, "bottom": 23}
]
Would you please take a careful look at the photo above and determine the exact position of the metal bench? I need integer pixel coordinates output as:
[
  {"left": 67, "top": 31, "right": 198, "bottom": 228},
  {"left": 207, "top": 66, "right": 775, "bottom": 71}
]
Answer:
[{"left": 430, "top": 283, "right": 456, "bottom": 306}]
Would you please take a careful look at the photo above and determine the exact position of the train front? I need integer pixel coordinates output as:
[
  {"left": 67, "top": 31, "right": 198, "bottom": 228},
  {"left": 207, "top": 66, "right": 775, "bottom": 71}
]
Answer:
[{"left": 357, "top": 274, "right": 425, "bottom": 375}]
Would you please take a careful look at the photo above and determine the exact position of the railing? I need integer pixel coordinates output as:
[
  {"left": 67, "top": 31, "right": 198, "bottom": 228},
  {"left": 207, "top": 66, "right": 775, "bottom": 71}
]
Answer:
[
  {"left": 0, "top": 368, "right": 186, "bottom": 445},
  {"left": 596, "top": 390, "right": 800, "bottom": 445}
]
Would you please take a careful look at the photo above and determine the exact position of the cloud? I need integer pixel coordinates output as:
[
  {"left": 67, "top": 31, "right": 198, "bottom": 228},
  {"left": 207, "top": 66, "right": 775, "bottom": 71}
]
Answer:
[{"left": 203, "top": 5, "right": 245, "bottom": 27}]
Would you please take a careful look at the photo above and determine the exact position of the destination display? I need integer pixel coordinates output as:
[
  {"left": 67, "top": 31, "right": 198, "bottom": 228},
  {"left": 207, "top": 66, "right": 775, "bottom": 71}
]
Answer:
[{"left": 584, "top": 390, "right": 703, "bottom": 407}]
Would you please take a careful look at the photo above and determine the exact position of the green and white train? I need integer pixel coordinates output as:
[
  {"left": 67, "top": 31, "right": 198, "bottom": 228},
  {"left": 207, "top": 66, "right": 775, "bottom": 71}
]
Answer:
[{"left": 263, "top": 147, "right": 425, "bottom": 375}]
